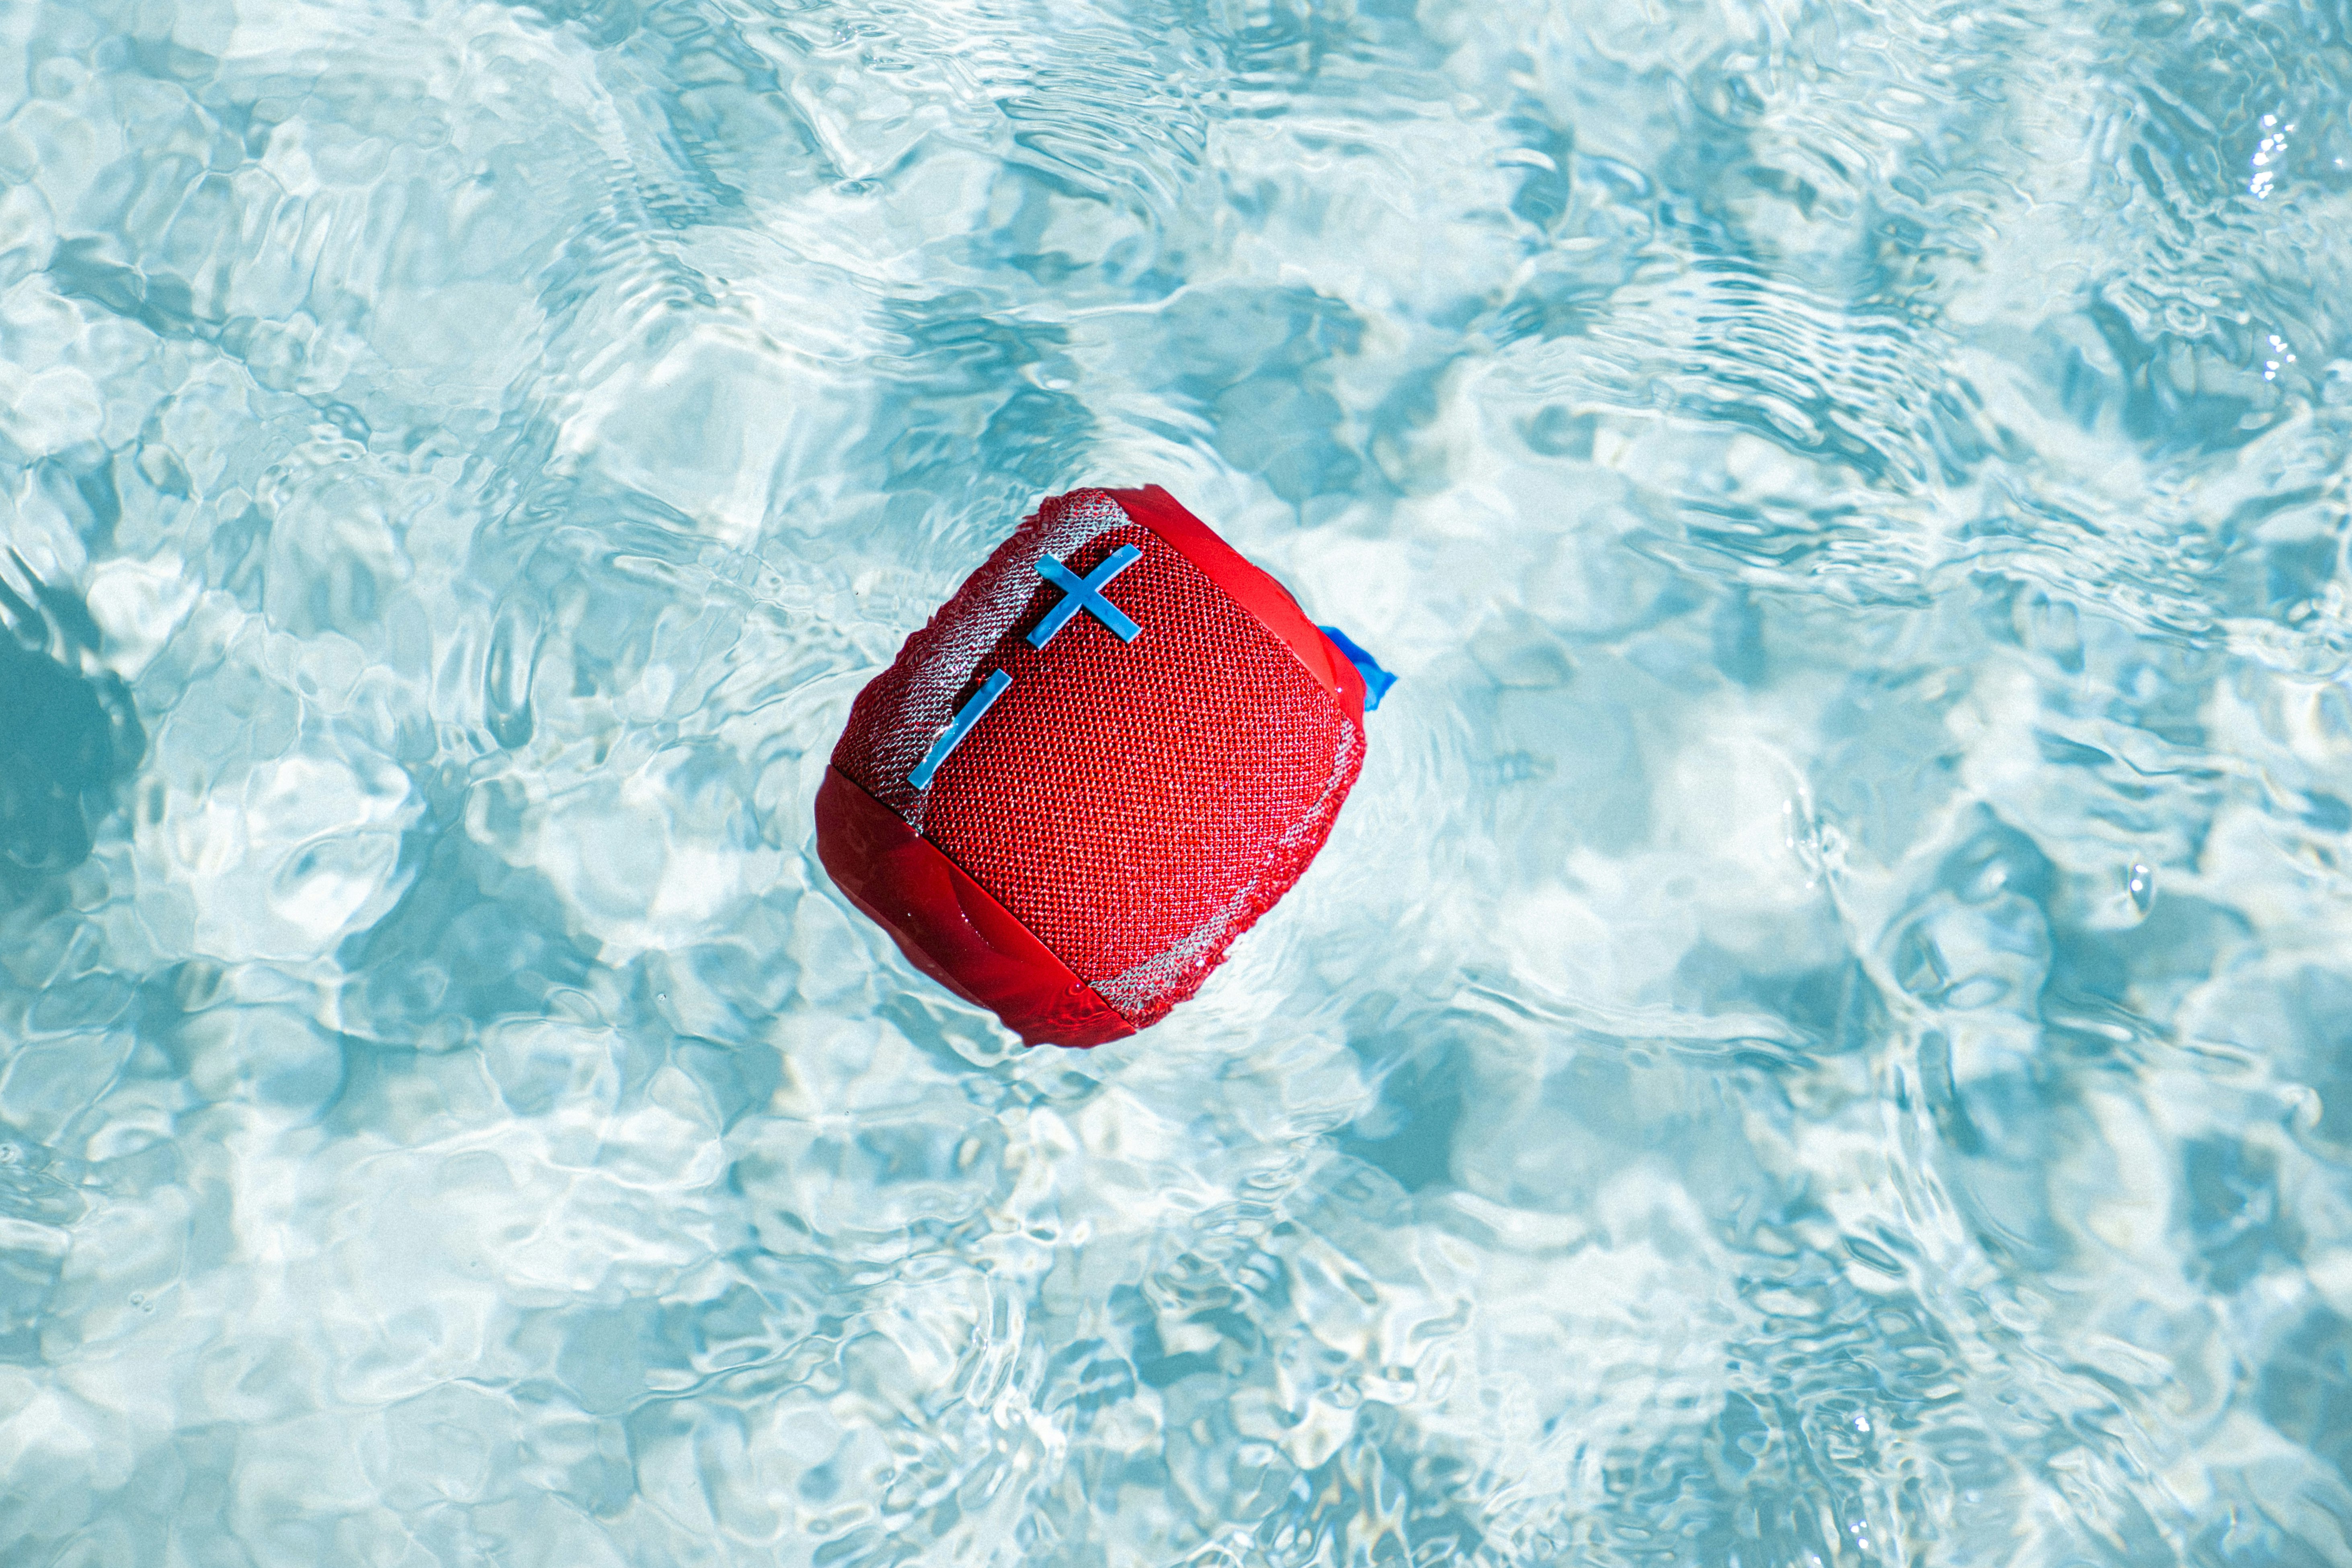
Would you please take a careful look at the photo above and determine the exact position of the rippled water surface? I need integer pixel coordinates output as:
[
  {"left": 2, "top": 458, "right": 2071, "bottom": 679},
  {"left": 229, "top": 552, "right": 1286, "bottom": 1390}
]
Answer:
[{"left": 5, "top": 0, "right": 2352, "bottom": 1562}]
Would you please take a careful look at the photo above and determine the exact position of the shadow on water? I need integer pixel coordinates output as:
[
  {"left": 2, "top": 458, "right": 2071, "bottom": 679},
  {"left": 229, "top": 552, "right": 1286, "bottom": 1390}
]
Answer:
[{"left": 0, "top": 568, "right": 144, "bottom": 892}]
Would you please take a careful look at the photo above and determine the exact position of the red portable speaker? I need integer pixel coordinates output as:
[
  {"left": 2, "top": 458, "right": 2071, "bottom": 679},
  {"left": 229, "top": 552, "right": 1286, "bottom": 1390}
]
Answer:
[{"left": 816, "top": 486, "right": 1380, "bottom": 1047}]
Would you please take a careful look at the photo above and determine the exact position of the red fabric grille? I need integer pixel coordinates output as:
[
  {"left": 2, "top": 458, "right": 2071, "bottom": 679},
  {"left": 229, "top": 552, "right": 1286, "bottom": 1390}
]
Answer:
[{"left": 830, "top": 490, "right": 1364, "bottom": 1029}]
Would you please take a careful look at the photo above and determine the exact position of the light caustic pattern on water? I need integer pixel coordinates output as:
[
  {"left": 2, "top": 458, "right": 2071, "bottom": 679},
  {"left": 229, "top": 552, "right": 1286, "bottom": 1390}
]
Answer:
[{"left": 2, "top": 0, "right": 2350, "bottom": 1563}]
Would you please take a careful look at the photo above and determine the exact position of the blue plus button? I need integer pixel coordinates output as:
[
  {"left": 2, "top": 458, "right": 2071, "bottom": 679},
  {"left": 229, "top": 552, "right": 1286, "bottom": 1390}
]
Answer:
[{"left": 1027, "top": 545, "right": 1142, "bottom": 648}]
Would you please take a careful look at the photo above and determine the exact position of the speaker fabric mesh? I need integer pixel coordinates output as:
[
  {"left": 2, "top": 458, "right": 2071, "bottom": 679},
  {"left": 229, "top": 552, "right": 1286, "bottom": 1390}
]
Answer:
[{"left": 824, "top": 487, "right": 1367, "bottom": 1045}]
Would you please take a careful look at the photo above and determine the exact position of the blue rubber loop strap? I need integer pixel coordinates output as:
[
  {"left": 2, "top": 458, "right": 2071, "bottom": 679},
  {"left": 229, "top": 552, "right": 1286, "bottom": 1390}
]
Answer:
[
  {"left": 1028, "top": 545, "right": 1143, "bottom": 648},
  {"left": 1317, "top": 624, "right": 1396, "bottom": 711},
  {"left": 909, "top": 669, "right": 1012, "bottom": 789}
]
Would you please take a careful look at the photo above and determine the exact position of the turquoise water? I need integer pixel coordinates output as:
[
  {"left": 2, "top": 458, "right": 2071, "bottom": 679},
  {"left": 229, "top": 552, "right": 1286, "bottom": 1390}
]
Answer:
[{"left": 4, "top": 0, "right": 2352, "bottom": 1562}]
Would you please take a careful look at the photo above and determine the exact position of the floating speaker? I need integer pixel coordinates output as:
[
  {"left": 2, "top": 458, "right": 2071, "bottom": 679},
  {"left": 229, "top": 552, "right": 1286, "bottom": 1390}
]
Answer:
[{"left": 815, "top": 486, "right": 1383, "bottom": 1047}]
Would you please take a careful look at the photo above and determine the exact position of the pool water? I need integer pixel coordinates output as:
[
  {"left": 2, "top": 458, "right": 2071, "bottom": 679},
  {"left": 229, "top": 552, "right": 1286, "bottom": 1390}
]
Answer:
[{"left": 3, "top": 0, "right": 2351, "bottom": 1562}]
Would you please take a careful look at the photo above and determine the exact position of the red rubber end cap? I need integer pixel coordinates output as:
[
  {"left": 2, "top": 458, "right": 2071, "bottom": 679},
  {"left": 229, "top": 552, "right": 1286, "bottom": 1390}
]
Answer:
[{"left": 814, "top": 767, "right": 1136, "bottom": 1049}]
